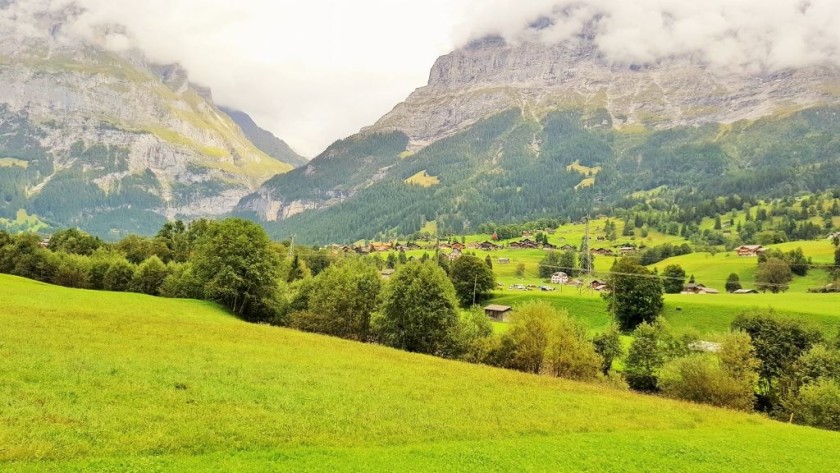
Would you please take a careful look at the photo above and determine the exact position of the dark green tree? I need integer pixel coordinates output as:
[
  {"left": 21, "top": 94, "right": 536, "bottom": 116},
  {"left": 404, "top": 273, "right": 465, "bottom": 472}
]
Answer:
[
  {"left": 539, "top": 251, "right": 563, "bottom": 278},
  {"left": 559, "top": 250, "right": 577, "bottom": 277},
  {"left": 661, "top": 264, "right": 686, "bottom": 294},
  {"left": 450, "top": 255, "right": 496, "bottom": 307},
  {"left": 374, "top": 261, "right": 459, "bottom": 355},
  {"left": 605, "top": 257, "right": 664, "bottom": 331},
  {"left": 732, "top": 311, "right": 823, "bottom": 397},
  {"left": 725, "top": 273, "right": 742, "bottom": 293}
]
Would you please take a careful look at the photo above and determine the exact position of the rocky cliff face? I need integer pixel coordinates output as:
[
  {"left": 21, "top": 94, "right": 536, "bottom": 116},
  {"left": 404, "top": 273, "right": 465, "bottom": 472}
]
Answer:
[
  {"left": 0, "top": 5, "right": 293, "bottom": 236},
  {"left": 367, "top": 36, "right": 840, "bottom": 151}
]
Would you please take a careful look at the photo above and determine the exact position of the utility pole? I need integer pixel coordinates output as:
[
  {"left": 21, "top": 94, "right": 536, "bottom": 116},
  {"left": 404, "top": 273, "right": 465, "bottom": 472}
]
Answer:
[{"left": 472, "top": 276, "right": 478, "bottom": 306}]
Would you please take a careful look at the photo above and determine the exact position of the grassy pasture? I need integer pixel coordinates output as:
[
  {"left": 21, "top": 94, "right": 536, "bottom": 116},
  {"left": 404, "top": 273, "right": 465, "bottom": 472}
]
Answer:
[
  {"left": 404, "top": 170, "right": 440, "bottom": 187},
  {"left": 2, "top": 274, "right": 839, "bottom": 471}
]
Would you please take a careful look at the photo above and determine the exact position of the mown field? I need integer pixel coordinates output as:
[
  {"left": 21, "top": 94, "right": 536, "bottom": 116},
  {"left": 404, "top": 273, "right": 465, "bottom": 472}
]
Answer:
[{"left": 2, "top": 274, "right": 839, "bottom": 471}]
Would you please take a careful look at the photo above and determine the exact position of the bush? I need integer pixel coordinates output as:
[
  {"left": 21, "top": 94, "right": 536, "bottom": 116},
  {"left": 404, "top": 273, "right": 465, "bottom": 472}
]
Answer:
[
  {"left": 790, "top": 379, "right": 840, "bottom": 431},
  {"left": 499, "top": 302, "right": 600, "bottom": 381},
  {"left": 442, "top": 308, "right": 494, "bottom": 362},
  {"left": 624, "top": 321, "right": 695, "bottom": 392},
  {"left": 159, "top": 263, "right": 203, "bottom": 299},
  {"left": 659, "top": 354, "right": 756, "bottom": 411}
]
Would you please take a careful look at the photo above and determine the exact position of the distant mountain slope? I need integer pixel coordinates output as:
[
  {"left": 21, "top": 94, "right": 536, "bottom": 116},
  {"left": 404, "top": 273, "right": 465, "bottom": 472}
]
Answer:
[
  {"left": 238, "top": 33, "right": 840, "bottom": 244},
  {"left": 220, "top": 106, "right": 308, "bottom": 168},
  {"left": 0, "top": 3, "right": 295, "bottom": 237}
]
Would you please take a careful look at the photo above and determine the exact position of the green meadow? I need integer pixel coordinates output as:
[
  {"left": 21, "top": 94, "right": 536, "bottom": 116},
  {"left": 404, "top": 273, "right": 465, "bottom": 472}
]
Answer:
[{"left": 2, "top": 274, "right": 839, "bottom": 471}]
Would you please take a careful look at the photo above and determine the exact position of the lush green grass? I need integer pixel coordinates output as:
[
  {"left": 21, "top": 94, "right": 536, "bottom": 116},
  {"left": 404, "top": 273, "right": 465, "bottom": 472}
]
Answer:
[
  {"left": 2, "top": 274, "right": 839, "bottom": 471},
  {"left": 488, "top": 289, "right": 840, "bottom": 338}
]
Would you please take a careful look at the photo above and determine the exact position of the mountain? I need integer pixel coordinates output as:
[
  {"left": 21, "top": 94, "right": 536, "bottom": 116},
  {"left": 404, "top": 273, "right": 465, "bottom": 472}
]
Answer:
[
  {"left": 0, "top": 4, "right": 294, "bottom": 237},
  {"left": 238, "top": 33, "right": 840, "bottom": 244},
  {"left": 219, "top": 107, "right": 308, "bottom": 168}
]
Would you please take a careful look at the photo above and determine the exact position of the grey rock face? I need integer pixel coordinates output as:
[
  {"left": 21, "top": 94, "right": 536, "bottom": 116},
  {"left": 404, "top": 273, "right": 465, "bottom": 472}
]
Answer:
[
  {"left": 0, "top": 26, "right": 292, "bottom": 228},
  {"left": 367, "top": 37, "right": 840, "bottom": 151}
]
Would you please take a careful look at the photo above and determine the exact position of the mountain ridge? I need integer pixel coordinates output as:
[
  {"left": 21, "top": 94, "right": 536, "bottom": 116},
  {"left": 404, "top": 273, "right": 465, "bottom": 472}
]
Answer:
[{"left": 219, "top": 106, "right": 308, "bottom": 168}]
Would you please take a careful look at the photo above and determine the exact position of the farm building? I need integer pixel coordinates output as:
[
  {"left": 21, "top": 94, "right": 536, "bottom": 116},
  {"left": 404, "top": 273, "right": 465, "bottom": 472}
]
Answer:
[
  {"left": 733, "top": 288, "right": 759, "bottom": 294},
  {"left": 497, "top": 257, "right": 510, "bottom": 264},
  {"left": 510, "top": 239, "right": 539, "bottom": 249},
  {"left": 551, "top": 272, "right": 569, "bottom": 284},
  {"left": 736, "top": 245, "right": 766, "bottom": 257},
  {"left": 591, "top": 280, "right": 609, "bottom": 291},
  {"left": 682, "top": 284, "right": 720, "bottom": 295},
  {"left": 484, "top": 304, "right": 513, "bottom": 322}
]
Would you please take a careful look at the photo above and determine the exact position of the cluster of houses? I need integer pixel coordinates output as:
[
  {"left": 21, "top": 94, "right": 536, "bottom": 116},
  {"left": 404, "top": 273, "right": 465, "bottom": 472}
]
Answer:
[
  {"left": 545, "top": 272, "right": 610, "bottom": 292},
  {"left": 735, "top": 245, "right": 767, "bottom": 257},
  {"left": 681, "top": 282, "right": 758, "bottom": 295}
]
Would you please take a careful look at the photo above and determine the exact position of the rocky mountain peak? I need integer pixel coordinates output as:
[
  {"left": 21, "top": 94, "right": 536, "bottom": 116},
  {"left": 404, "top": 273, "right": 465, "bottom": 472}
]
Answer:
[{"left": 368, "top": 35, "right": 840, "bottom": 152}]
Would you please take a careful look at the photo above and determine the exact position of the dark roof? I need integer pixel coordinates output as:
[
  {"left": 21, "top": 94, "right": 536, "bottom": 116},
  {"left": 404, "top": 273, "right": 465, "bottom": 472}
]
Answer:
[{"left": 484, "top": 305, "right": 512, "bottom": 312}]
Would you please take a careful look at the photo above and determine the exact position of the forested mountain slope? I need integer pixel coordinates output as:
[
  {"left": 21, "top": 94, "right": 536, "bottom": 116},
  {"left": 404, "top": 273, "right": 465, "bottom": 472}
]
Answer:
[{"left": 239, "top": 32, "right": 840, "bottom": 244}]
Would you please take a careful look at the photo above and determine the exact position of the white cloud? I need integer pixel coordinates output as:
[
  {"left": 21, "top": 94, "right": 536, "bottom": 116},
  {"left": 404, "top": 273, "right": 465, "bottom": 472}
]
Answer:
[{"left": 4, "top": 1, "right": 840, "bottom": 156}]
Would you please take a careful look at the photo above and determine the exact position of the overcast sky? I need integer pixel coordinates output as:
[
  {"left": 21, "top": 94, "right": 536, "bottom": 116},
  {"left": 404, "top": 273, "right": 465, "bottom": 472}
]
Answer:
[
  {"left": 8, "top": 1, "right": 840, "bottom": 157},
  {"left": 73, "top": 0, "right": 474, "bottom": 157}
]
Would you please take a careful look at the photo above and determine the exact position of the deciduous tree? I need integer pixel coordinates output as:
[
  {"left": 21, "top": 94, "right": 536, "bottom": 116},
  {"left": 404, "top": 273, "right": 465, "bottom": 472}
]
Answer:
[
  {"left": 661, "top": 264, "right": 686, "bottom": 294},
  {"left": 605, "top": 257, "right": 664, "bottom": 331},
  {"left": 192, "top": 218, "right": 282, "bottom": 322},
  {"left": 375, "top": 261, "right": 459, "bottom": 355},
  {"left": 450, "top": 255, "right": 495, "bottom": 307}
]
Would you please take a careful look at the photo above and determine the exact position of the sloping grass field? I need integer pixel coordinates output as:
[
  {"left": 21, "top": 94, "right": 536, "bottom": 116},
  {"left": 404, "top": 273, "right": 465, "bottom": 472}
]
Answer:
[{"left": 1, "top": 274, "right": 839, "bottom": 471}]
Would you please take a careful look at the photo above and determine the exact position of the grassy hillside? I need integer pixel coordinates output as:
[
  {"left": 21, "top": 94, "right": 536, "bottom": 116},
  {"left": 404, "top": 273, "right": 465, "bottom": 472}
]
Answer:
[{"left": 1, "top": 274, "right": 839, "bottom": 471}]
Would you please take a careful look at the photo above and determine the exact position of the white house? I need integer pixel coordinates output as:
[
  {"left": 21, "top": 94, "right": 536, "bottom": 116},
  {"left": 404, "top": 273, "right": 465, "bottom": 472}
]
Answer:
[{"left": 551, "top": 272, "right": 569, "bottom": 284}]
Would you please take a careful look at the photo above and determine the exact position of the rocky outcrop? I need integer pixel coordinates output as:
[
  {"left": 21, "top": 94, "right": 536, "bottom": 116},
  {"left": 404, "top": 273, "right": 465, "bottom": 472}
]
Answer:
[
  {"left": 0, "top": 6, "right": 295, "bottom": 234},
  {"left": 367, "top": 36, "right": 840, "bottom": 151}
]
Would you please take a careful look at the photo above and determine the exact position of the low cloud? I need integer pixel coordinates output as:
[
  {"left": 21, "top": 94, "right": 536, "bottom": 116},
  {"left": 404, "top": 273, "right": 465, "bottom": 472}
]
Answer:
[{"left": 458, "top": 0, "right": 840, "bottom": 73}]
